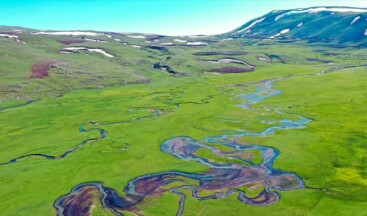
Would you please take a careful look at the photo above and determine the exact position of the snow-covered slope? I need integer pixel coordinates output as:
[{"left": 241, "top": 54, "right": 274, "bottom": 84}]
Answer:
[{"left": 229, "top": 6, "right": 367, "bottom": 46}]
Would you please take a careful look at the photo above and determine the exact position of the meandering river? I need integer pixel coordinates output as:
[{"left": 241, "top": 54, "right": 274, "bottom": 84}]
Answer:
[{"left": 54, "top": 80, "right": 311, "bottom": 216}]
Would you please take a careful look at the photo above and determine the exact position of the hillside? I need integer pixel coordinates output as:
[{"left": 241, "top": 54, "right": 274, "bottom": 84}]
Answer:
[
  {"left": 1, "top": 7, "right": 367, "bottom": 216},
  {"left": 229, "top": 7, "right": 367, "bottom": 46}
]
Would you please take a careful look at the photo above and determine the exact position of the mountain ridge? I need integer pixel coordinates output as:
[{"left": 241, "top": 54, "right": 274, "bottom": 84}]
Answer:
[
  {"left": 229, "top": 6, "right": 367, "bottom": 46},
  {"left": 2, "top": 6, "right": 367, "bottom": 47}
]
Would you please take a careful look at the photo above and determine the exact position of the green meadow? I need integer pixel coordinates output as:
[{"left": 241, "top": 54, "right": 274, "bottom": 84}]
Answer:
[{"left": 0, "top": 28, "right": 366, "bottom": 215}]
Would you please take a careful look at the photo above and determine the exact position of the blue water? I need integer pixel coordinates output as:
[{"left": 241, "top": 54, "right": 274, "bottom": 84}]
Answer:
[{"left": 54, "top": 80, "right": 312, "bottom": 216}]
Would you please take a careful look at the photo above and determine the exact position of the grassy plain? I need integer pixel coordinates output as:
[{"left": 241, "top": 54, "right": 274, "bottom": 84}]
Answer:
[{"left": 0, "top": 27, "right": 366, "bottom": 215}]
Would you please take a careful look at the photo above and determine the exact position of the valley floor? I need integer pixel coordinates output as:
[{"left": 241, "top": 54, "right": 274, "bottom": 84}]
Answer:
[{"left": 0, "top": 29, "right": 366, "bottom": 215}]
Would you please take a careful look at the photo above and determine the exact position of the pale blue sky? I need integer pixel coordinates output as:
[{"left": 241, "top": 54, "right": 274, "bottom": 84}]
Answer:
[{"left": 1, "top": 0, "right": 367, "bottom": 35}]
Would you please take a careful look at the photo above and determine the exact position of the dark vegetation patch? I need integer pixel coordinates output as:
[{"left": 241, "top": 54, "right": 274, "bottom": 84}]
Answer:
[
  {"left": 144, "top": 45, "right": 172, "bottom": 55},
  {"left": 110, "top": 32, "right": 126, "bottom": 36},
  {"left": 0, "top": 32, "right": 17, "bottom": 35},
  {"left": 160, "top": 43, "right": 177, "bottom": 47},
  {"left": 323, "top": 52, "right": 348, "bottom": 57},
  {"left": 58, "top": 40, "right": 86, "bottom": 45},
  {"left": 202, "top": 39, "right": 219, "bottom": 43},
  {"left": 305, "top": 37, "right": 333, "bottom": 44},
  {"left": 257, "top": 43, "right": 271, "bottom": 46},
  {"left": 193, "top": 51, "right": 248, "bottom": 56},
  {"left": 30, "top": 61, "right": 59, "bottom": 78},
  {"left": 153, "top": 63, "right": 177, "bottom": 74},
  {"left": 145, "top": 35, "right": 166, "bottom": 41},
  {"left": 145, "top": 45, "right": 171, "bottom": 54},
  {"left": 265, "top": 54, "right": 285, "bottom": 63},
  {"left": 306, "top": 58, "right": 334, "bottom": 64},
  {"left": 209, "top": 66, "right": 254, "bottom": 73},
  {"left": 277, "top": 39, "right": 300, "bottom": 44}
]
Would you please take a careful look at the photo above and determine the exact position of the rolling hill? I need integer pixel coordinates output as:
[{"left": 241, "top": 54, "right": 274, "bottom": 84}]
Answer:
[
  {"left": 229, "top": 7, "right": 367, "bottom": 46},
  {"left": 1, "top": 7, "right": 367, "bottom": 216}
]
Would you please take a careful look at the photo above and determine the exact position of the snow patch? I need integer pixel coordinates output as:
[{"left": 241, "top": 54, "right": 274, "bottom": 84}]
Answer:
[
  {"left": 33, "top": 31, "right": 103, "bottom": 36},
  {"left": 269, "top": 28, "right": 290, "bottom": 38},
  {"left": 238, "top": 17, "right": 265, "bottom": 33},
  {"left": 280, "top": 28, "right": 290, "bottom": 34},
  {"left": 0, "top": 34, "right": 18, "bottom": 39},
  {"left": 297, "top": 22, "right": 303, "bottom": 27},
  {"left": 62, "top": 47, "right": 86, "bottom": 51},
  {"left": 364, "top": 29, "right": 367, "bottom": 36},
  {"left": 187, "top": 35, "right": 209, "bottom": 38},
  {"left": 207, "top": 58, "right": 255, "bottom": 68},
  {"left": 114, "top": 38, "right": 121, "bottom": 42},
  {"left": 160, "top": 43, "right": 173, "bottom": 46},
  {"left": 61, "top": 47, "right": 114, "bottom": 57},
  {"left": 275, "top": 7, "right": 367, "bottom": 21},
  {"left": 83, "top": 38, "right": 106, "bottom": 42},
  {"left": 307, "top": 7, "right": 367, "bottom": 13},
  {"left": 258, "top": 57, "right": 271, "bottom": 62},
  {"left": 131, "top": 45, "right": 141, "bottom": 48},
  {"left": 88, "top": 48, "right": 114, "bottom": 57},
  {"left": 0, "top": 33, "right": 24, "bottom": 43},
  {"left": 174, "top": 39, "right": 187, "bottom": 43},
  {"left": 186, "top": 42, "right": 209, "bottom": 46},
  {"left": 126, "top": 35, "right": 146, "bottom": 39},
  {"left": 222, "top": 38, "right": 234, "bottom": 41},
  {"left": 351, "top": 16, "right": 360, "bottom": 25}
]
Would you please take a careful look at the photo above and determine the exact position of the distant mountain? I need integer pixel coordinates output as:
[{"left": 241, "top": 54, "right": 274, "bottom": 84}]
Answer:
[{"left": 229, "top": 7, "right": 367, "bottom": 46}]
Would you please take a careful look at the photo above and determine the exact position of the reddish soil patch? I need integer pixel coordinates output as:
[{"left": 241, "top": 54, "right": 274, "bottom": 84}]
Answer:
[
  {"left": 62, "top": 186, "right": 101, "bottom": 216},
  {"left": 209, "top": 66, "right": 254, "bottom": 73},
  {"left": 193, "top": 51, "right": 248, "bottom": 56},
  {"left": 30, "top": 60, "right": 59, "bottom": 78},
  {"left": 58, "top": 40, "right": 86, "bottom": 45}
]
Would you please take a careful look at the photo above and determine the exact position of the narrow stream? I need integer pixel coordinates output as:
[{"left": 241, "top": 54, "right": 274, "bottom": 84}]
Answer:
[
  {"left": 0, "top": 122, "right": 106, "bottom": 166},
  {"left": 0, "top": 99, "right": 40, "bottom": 112},
  {"left": 3, "top": 63, "right": 366, "bottom": 215},
  {"left": 54, "top": 80, "right": 311, "bottom": 216},
  {"left": 0, "top": 114, "right": 155, "bottom": 166}
]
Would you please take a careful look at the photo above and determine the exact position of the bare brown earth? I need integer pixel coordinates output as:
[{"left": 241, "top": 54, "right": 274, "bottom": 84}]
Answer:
[
  {"left": 57, "top": 186, "right": 101, "bottom": 216},
  {"left": 193, "top": 51, "right": 248, "bottom": 56},
  {"left": 209, "top": 66, "right": 254, "bottom": 73},
  {"left": 58, "top": 40, "right": 86, "bottom": 45},
  {"left": 30, "top": 61, "right": 59, "bottom": 78}
]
